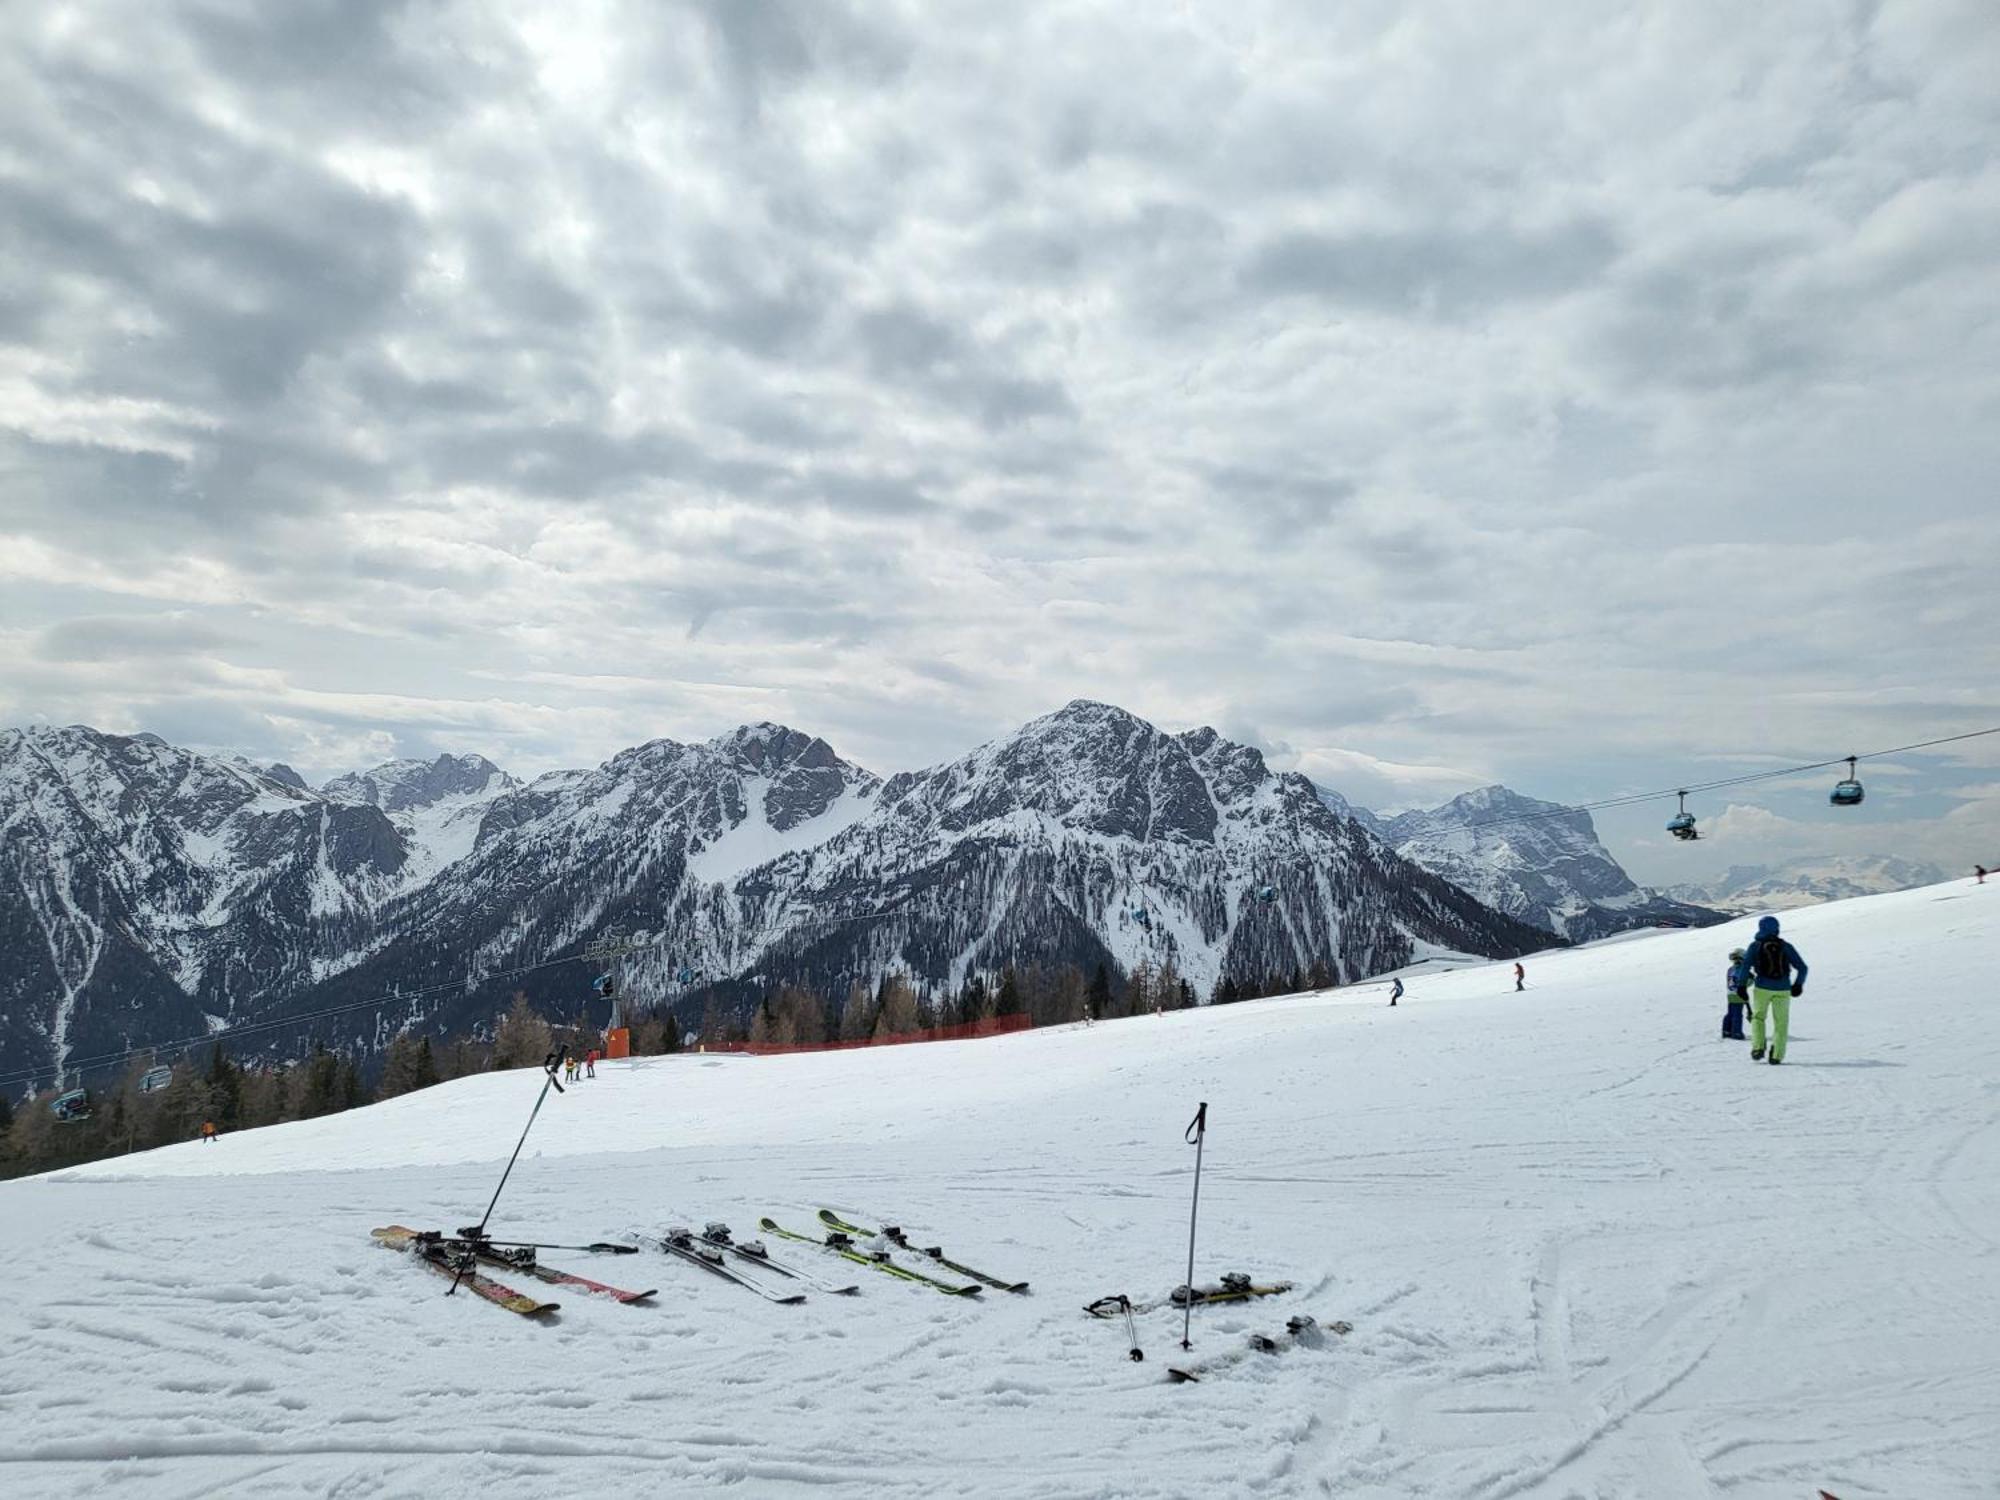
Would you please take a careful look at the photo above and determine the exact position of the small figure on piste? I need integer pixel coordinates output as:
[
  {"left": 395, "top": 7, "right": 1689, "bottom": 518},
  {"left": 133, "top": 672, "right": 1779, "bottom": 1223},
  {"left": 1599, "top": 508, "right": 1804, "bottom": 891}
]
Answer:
[
  {"left": 1722, "top": 949, "right": 1750, "bottom": 1040},
  {"left": 1389, "top": 977, "right": 1404, "bottom": 1008},
  {"left": 1512, "top": 962, "right": 1525, "bottom": 993}
]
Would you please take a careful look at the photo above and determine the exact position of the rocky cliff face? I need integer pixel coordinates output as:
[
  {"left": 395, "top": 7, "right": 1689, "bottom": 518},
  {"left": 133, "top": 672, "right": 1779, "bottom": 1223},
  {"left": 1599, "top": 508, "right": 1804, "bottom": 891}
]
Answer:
[{"left": 1321, "top": 782, "right": 1721, "bottom": 941}]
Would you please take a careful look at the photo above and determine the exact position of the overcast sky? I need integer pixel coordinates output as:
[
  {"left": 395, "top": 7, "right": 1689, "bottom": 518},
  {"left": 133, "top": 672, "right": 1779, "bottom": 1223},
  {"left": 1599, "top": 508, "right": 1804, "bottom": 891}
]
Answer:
[{"left": 2, "top": 0, "right": 1995, "bottom": 887}]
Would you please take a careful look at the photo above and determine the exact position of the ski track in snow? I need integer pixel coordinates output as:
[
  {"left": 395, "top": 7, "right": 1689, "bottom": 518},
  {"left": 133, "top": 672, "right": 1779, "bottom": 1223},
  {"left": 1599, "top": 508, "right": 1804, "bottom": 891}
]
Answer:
[{"left": 3, "top": 882, "right": 1999, "bottom": 1498}]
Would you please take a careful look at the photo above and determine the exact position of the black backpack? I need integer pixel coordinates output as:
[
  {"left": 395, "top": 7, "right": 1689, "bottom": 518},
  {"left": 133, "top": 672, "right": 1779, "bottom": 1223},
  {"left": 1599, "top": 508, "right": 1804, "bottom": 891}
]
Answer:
[{"left": 1752, "top": 935, "right": 1789, "bottom": 983}]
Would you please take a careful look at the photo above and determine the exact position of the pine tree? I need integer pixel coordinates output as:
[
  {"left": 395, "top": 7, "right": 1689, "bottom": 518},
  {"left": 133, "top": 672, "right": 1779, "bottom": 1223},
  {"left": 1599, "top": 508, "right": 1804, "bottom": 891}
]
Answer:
[
  {"left": 838, "top": 980, "right": 877, "bottom": 1041},
  {"left": 293, "top": 1045, "right": 341, "bottom": 1119},
  {"left": 411, "top": 1037, "right": 440, "bottom": 1089},
  {"left": 493, "top": 993, "right": 553, "bottom": 1069},
  {"left": 873, "top": 975, "right": 921, "bottom": 1038},
  {"left": 378, "top": 1034, "right": 421, "bottom": 1099},
  {"left": 204, "top": 1044, "right": 243, "bottom": 1128},
  {"left": 337, "top": 1057, "right": 366, "bottom": 1111},
  {"left": 995, "top": 967, "right": 1021, "bottom": 1020},
  {"left": 1087, "top": 964, "right": 1113, "bottom": 1023}
]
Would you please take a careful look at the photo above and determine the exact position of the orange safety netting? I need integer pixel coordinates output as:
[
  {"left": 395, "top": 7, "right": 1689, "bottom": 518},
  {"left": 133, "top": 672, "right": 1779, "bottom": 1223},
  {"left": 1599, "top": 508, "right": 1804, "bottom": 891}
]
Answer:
[{"left": 733, "top": 1012, "right": 1032, "bottom": 1056}]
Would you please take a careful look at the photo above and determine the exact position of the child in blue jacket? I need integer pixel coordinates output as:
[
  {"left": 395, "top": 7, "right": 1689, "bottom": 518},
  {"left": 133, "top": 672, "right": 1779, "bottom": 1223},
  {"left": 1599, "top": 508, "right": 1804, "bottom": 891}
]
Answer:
[{"left": 1722, "top": 949, "right": 1749, "bottom": 1039}]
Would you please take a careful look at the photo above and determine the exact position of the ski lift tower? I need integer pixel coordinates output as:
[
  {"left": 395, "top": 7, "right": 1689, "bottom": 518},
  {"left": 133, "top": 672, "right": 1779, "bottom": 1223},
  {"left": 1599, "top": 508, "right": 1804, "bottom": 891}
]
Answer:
[{"left": 581, "top": 928, "right": 651, "bottom": 1061}]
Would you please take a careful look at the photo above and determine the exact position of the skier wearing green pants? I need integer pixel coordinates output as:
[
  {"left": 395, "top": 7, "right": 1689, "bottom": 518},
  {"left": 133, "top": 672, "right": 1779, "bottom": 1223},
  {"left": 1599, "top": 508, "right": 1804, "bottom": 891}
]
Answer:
[{"left": 1741, "top": 915, "right": 1808, "bottom": 1065}]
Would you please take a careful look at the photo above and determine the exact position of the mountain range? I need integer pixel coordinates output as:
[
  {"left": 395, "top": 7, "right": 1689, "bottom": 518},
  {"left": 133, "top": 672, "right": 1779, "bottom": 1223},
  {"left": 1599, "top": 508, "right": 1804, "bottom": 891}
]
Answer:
[
  {"left": 1664, "top": 855, "right": 1950, "bottom": 913},
  {"left": 1326, "top": 784, "right": 1718, "bottom": 942},
  {"left": 2, "top": 703, "right": 1706, "bottom": 1090}
]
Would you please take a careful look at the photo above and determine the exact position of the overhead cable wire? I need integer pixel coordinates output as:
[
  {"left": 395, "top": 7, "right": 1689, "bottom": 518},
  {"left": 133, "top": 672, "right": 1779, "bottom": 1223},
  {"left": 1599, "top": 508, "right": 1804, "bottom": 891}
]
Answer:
[{"left": 1465, "top": 725, "right": 2000, "bottom": 834}]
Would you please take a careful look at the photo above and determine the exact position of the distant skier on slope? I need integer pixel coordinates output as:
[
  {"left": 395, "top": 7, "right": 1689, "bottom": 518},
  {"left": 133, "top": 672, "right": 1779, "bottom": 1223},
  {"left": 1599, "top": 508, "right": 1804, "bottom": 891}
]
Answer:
[
  {"left": 1744, "top": 916, "right": 1808, "bottom": 1065},
  {"left": 1389, "top": 978, "right": 1404, "bottom": 1008},
  {"left": 1513, "top": 962, "right": 1525, "bottom": 993},
  {"left": 585, "top": 1049, "right": 598, "bottom": 1079},
  {"left": 200, "top": 1120, "right": 216, "bottom": 1145},
  {"left": 1723, "top": 949, "right": 1750, "bottom": 1040}
]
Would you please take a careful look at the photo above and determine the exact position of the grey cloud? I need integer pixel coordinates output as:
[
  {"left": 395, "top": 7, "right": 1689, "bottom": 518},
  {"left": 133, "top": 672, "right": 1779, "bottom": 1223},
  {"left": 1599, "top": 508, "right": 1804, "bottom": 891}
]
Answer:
[
  {"left": 35, "top": 615, "right": 240, "bottom": 663},
  {"left": 1206, "top": 464, "right": 1356, "bottom": 533},
  {"left": 2, "top": 0, "right": 1995, "bottom": 885},
  {"left": 1243, "top": 219, "right": 1620, "bottom": 314}
]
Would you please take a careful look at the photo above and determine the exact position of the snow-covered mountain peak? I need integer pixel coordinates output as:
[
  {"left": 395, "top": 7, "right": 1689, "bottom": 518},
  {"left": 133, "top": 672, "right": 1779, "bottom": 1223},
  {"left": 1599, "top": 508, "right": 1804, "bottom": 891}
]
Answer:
[
  {"left": 888, "top": 700, "right": 1221, "bottom": 843},
  {"left": 323, "top": 753, "right": 515, "bottom": 814},
  {"left": 1318, "top": 778, "right": 1721, "bottom": 941}
]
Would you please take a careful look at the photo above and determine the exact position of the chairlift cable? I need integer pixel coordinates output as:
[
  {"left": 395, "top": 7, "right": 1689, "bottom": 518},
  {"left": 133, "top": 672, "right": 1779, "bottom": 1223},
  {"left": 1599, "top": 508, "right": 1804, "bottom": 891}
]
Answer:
[{"left": 1465, "top": 724, "right": 2000, "bottom": 834}]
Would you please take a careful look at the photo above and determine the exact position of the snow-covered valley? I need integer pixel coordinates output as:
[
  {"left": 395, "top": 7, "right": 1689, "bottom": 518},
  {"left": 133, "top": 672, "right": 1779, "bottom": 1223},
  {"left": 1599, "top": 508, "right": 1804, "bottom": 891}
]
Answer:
[{"left": 2, "top": 880, "right": 1995, "bottom": 1499}]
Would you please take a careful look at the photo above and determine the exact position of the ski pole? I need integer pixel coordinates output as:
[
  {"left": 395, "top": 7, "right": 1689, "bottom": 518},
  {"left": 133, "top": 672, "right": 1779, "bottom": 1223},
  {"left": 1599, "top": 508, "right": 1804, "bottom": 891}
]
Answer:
[
  {"left": 459, "top": 1237, "right": 638, "bottom": 1255},
  {"left": 465, "top": 1046, "right": 567, "bottom": 1241},
  {"left": 1181, "top": 1101, "right": 1207, "bottom": 1352}
]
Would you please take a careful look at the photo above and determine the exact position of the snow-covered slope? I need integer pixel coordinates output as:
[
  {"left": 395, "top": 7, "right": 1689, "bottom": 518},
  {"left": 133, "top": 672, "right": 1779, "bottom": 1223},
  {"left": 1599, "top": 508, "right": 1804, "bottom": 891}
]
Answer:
[
  {"left": 1667, "top": 854, "right": 1951, "bottom": 913},
  {"left": 9, "top": 878, "right": 1994, "bottom": 1498},
  {"left": 1365, "top": 784, "right": 1719, "bottom": 940}
]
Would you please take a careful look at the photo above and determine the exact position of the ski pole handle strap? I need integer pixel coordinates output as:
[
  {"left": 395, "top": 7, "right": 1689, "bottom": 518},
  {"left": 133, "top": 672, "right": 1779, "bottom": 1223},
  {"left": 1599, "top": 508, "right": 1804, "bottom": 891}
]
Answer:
[{"left": 1185, "top": 1101, "right": 1207, "bottom": 1143}]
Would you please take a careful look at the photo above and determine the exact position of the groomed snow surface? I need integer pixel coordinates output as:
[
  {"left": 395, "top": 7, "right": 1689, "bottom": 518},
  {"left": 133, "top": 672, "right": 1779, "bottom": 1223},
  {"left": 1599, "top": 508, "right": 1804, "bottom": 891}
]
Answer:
[{"left": 4, "top": 882, "right": 1996, "bottom": 1499}]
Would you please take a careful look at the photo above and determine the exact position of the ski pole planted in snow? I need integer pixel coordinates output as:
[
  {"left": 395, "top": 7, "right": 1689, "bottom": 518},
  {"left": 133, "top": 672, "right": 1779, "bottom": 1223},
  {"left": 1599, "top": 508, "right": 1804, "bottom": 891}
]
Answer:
[
  {"left": 1181, "top": 1101, "right": 1207, "bottom": 1352},
  {"left": 461, "top": 1046, "right": 568, "bottom": 1248}
]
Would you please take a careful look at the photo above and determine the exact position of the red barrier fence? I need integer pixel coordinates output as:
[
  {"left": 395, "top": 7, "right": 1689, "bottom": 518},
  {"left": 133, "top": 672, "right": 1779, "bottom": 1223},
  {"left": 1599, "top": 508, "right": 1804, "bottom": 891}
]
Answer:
[{"left": 734, "top": 1012, "right": 1033, "bottom": 1056}]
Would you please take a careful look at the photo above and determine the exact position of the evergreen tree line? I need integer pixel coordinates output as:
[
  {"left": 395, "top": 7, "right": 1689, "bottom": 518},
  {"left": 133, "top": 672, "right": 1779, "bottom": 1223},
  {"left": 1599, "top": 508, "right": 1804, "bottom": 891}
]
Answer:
[
  {"left": 2, "top": 952, "right": 1336, "bottom": 1180},
  {"left": 0, "top": 987, "right": 687, "bottom": 1182}
]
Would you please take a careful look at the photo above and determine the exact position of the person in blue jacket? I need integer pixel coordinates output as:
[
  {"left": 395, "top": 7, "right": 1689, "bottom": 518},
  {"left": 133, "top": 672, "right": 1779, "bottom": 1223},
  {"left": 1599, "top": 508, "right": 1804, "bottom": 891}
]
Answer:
[
  {"left": 1722, "top": 948, "right": 1749, "bottom": 1040},
  {"left": 1741, "top": 915, "right": 1807, "bottom": 1064}
]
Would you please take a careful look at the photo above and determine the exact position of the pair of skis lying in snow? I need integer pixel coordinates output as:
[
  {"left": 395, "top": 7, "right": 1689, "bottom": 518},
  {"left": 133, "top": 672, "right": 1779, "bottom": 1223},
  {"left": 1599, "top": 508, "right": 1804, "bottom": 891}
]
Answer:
[
  {"left": 1084, "top": 1276, "right": 1352, "bottom": 1381},
  {"left": 371, "top": 1226, "right": 655, "bottom": 1316},
  {"left": 373, "top": 1210, "right": 1028, "bottom": 1315},
  {"left": 1166, "top": 1313, "right": 1352, "bottom": 1383},
  {"left": 643, "top": 1212, "right": 1030, "bottom": 1302}
]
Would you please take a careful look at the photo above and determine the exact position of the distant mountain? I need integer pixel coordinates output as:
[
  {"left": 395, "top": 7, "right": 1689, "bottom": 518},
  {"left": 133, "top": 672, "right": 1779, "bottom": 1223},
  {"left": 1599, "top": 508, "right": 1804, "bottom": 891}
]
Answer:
[
  {"left": 1324, "top": 783, "right": 1721, "bottom": 941},
  {"left": 1, "top": 707, "right": 1552, "bottom": 1089},
  {"left": 323, "top": 753, "right": 521, "bottom": 884},
  {"left": 1665, "top": 855, "right": 1950, "bottom": 913},
  {"left": 653, "top": 702, "right": 1555, "bottom": 1005},
  {"left": 0, "top": 725, "right": 409, "bottom": 1086}
]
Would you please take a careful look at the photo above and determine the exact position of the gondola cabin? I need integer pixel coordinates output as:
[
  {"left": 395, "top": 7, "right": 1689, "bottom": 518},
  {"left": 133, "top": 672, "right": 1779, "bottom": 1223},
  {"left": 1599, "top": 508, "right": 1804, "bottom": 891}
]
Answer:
[
  {"left": 139, "top": 1065, "right": 173, "bottom": 1093},
  {"left": 1255, "top": 885, "right": 1276, "bottom": 903},
  {"left": 1830, "top": 757, "right": 1864, "bottom": 807},
  {"left": 52, "top": 1088, "right": 91, "bottom": 1123},
  {"left": 1667, "top": 790, "right": 1700, "bottom": 841}
]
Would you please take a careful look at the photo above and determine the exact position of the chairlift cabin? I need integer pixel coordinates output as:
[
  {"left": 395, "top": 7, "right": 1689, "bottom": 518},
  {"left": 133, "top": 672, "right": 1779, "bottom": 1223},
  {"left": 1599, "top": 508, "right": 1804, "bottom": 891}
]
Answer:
[
  {"left": 52, "top": 1088, "right": 91, "bottom": 1123},
  {"left": 1830, "top": 756, "right": 1865, "bottom": 807},
  {"left": 1666, "top": 790, "right": 1699, "bottom": 841},
  {"left": 1255, "top": 885, "right": 1276, "bottom": 904},
  {"left": 1132, "top": 906, "right": 1152, "bottom": 930},
  {"left": 139, "top": 1065, "right": 174, "bottom": 1094}
]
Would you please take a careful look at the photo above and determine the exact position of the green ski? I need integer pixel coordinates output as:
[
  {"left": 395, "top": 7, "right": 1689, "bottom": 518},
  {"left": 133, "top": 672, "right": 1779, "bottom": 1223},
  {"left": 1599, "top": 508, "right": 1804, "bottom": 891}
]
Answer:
[
  {"left": 817, "top": 1208, "right": 1029, "bottom": 1293},
  {"left": 759, "top": 1217, "right": 981, "bottom": 1297}
]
